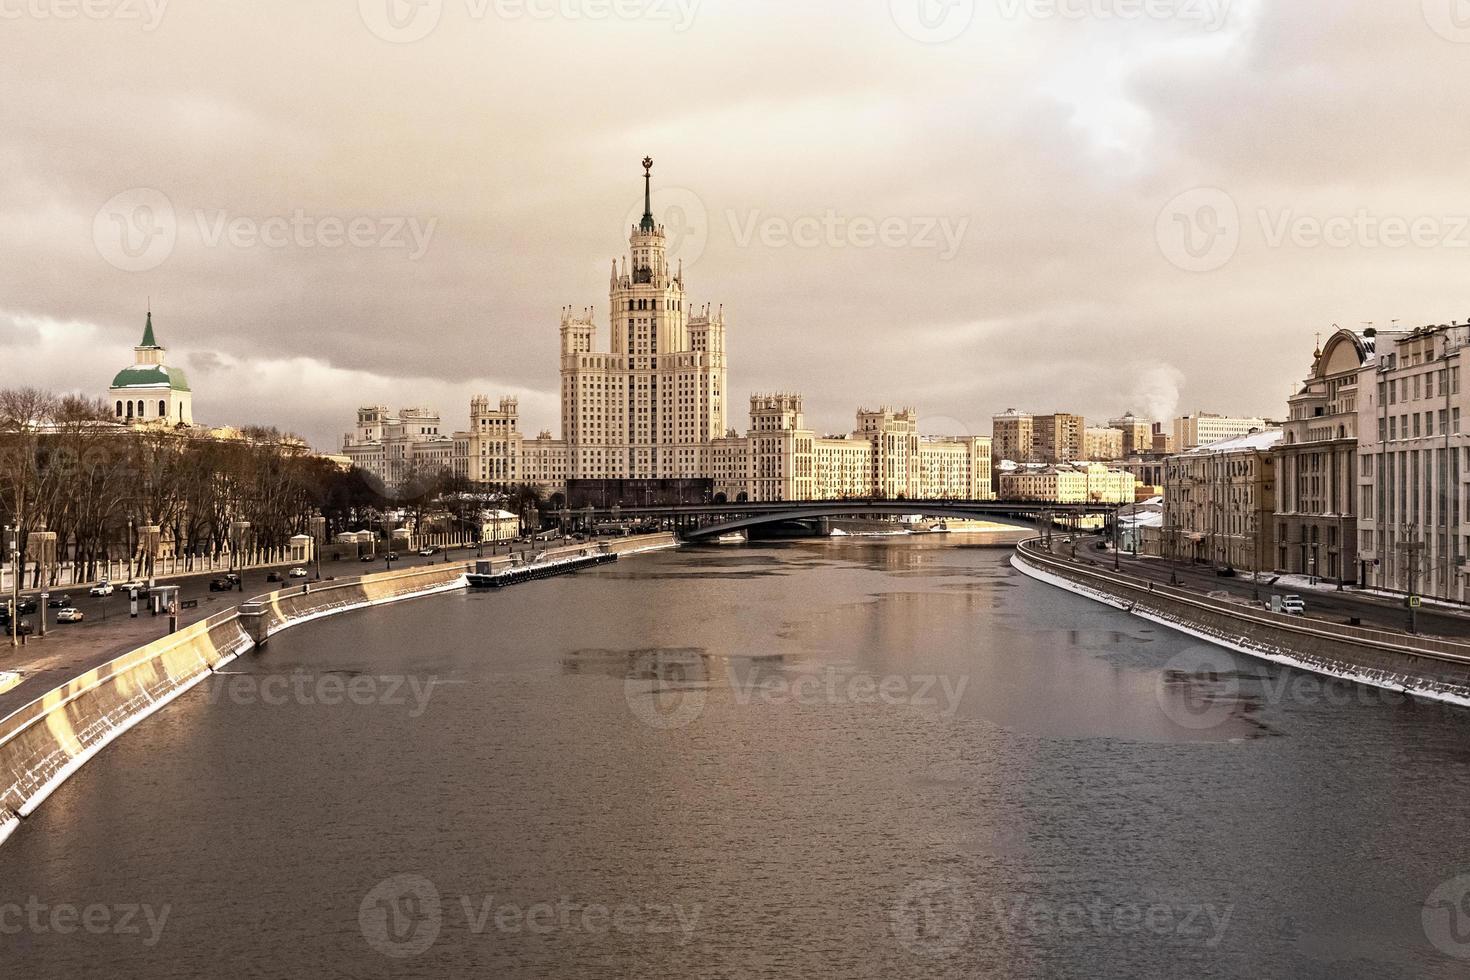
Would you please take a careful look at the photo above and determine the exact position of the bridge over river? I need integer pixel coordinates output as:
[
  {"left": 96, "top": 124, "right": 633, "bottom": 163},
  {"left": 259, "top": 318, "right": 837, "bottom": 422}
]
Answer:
[{"left": 568, "top": 498, "right": 1121, "bottom": 541}]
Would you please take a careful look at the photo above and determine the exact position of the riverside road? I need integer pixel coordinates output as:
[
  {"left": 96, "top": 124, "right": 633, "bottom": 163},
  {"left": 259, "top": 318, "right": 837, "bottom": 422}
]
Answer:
[{"left": 1066, "top": 533, "right": 1470, "bottom": 639}]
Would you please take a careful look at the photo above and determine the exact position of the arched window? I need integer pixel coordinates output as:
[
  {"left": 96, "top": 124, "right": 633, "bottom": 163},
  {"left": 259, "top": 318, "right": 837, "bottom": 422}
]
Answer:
[
  {"left": 159, "top": 399, "right": 167, "bottom": 417},
  {"left": 115, "top": 401, "right": 123, "bottom": 417},
  {"left": 126, "top": 401, "right": 134, "bottom": 418}
]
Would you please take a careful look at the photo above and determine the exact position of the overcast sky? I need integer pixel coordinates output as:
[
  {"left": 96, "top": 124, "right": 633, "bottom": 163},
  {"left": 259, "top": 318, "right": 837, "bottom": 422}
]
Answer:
[{"left": 6, "top": 0, "right": 1470, "bottom": 449}]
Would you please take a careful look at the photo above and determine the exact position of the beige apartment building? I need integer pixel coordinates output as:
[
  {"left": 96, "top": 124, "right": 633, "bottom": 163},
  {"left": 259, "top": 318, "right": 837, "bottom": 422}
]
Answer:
[
  {"left": 1163, "top": 429, "right": 1281, "bottom": 572},
  {"left": 1084, "top": 426, "right": 1124, "bottom": 460},
  {"left": 1276, "top": 328, "right": 1382, "bottom": 584},
  {"left": 999, "top": 462, "right": 1138, "bottom": 504},
  {"left": 992, "top": 409, "right": 1035, "bottom": 463},
  {"left": 1108, "top": 413, "right": 1154, "bottom": 457},
  {"left": 1355, "top": 323, "right": 1470, "bottom": 600},
  {"left": 991, "top": 410, "right": 1083, "bottom": 463}
]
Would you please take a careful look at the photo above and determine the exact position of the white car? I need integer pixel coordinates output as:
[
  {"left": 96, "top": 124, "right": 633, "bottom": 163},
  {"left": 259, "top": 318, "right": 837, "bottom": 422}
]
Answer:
[
  {"left": 55, "top": 607, "right": 84, "bottom": 623},
  {"left": 418, "top": 547, "right": 437, "bottom": 556},
  {"left": 1280, "top": 595, "right": 1306, "bottom": 616},
  {"left": 288, "top": 567, "right": 309, "bottom": 578},
  {"left": 118, "top": 580, "right": 148, "bottom": 592},
  {"left": 88, "top": 582, "right": 115, "bottom": 596}
]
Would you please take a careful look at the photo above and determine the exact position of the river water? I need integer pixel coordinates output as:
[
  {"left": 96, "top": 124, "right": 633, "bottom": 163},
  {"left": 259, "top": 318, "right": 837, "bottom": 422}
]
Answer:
[{"left": 4, "top": 539, "right": 1470, "bottom": 979}]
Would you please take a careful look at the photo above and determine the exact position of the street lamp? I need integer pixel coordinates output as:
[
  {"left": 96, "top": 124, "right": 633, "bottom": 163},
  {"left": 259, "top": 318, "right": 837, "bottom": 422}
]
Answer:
[{"left": 5, "top": 525, "right": 17, "bottom": 649}]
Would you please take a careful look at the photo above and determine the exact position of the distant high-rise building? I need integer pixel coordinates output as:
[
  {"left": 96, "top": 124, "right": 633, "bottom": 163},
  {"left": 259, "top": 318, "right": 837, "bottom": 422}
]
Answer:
[
  {"left": 1107, "top": 412, "right": 1154, "bottom": 457},
  {"left": 1173, "top": 412, "right": 1270, "bottom": 450},
  {"left": 1034, "top": 413, "right": 1085, "bottom": 463},
  {"left": 1083, "top": 426, "right": 1124, "bottom": 460}
]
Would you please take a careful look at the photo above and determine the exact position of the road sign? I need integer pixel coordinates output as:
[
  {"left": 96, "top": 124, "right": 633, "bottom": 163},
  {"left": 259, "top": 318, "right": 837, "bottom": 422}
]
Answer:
[{"left": 1408, "top": 596, "right": 1422, "bottom": 608}]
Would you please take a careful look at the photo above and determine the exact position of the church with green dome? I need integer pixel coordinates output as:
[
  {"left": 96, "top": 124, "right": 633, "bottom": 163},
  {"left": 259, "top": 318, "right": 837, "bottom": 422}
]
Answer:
[{"left": 109, "top": 311, "right": 193, "bottom": 426}]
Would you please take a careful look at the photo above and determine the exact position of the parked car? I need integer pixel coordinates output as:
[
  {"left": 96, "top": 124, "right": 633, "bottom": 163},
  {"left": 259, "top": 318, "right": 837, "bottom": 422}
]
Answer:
[
  {"left": 208, "top": 578, "right": 234, "bottom": 592},
  {"left": 266, "top": 571, "right": 283, "bottom": 583},
  {"left": 55, "top": 607, "right": 84, "bottom": 624},
  {"left": 47, "top": 594, "right": 71, "bottom": 608},
  {"left": 1280, "top": 595, "right": 1306, "bottom": 616},
  {"left": 288, "top": 567, "right": 308, "bottom": 578},
  {"left": 89, "top": 582, "right": 115, "bottom": 597}
]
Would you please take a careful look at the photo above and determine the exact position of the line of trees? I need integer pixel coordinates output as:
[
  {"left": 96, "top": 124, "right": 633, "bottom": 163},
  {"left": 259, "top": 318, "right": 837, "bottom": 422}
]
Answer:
[{"left": 0, "top": 388, "right": 549, "bottom": 587}]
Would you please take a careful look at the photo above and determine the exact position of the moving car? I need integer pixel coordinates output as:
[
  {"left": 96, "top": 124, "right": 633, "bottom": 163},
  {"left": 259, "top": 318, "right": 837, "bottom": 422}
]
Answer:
[
  {"left": 16, "top": 597, "right": 37, "bottom": 614},
  {"left": 12, "top": 620, "right": 33, "bottom": 636},
  {"left": 47, "top": 594, "right": 71, "bottom": 608},
  {"left": 55, "top": 607, "right": 84, "bottom": 623},
  {"left": 89, "top": 581, "right": 115, "bottom": 596},
  {"left": 288, "top": 567, "right": 308, "bottom": 578},
  {"left": 208, "top": 578, "right": 234, "bottom": 592},
  {"left": 418, "top": 547, "right": 438, "bottom": 556},
  {"left": 1280, "top": 595, "right": 1306, "bottom": 616},
  {"left": 360, "top": 554, "right": 376, "bottom": 562},
  {"left": 386, "top": 552, "right": 399, "bottom": 561},
  {"left": 266, "top": 571, "right": 283, "bottom": 583}
]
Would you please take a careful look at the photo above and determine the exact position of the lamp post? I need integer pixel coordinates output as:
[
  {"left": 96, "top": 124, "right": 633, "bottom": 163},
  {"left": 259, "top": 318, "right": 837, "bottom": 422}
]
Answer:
[
  {"left": 6, "top": 526, "right": 17, "bottom": 649},
  {"left": 127, "top": 518, "right": 134, "bottom": 580}
]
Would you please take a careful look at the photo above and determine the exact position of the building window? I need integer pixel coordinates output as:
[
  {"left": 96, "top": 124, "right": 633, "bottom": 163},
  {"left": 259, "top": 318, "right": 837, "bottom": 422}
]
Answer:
[
  {"left": 115, "top": 401, "right": 123, "bottom": 417},
  {"left": 159, "top": 399, "right": 167, "bottom": 417}
]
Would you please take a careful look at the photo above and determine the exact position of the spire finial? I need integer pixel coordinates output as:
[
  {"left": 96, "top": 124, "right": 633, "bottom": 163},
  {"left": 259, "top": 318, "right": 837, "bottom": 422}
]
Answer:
[
  {"left": 141, "top": 307, "right": 158, "bottom": 348},
  {"left": 640, "top": 156, "right": 655, "bottom": 232}
]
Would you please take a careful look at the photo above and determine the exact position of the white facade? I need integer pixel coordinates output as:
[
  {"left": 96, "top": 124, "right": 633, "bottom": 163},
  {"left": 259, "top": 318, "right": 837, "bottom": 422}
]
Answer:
[{"left": 108, "top": 311, "right": 193, "bottom": 427}]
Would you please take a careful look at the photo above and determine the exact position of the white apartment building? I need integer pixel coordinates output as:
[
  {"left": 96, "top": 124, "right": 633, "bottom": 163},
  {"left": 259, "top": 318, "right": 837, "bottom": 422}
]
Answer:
[
  {"left": 1173, "top": 412, "right": 1271, "bottom": 450},
  {"left": 709, "top": 396, "right": 993, "bottom": 503},
  {"left": 341, "top": 406, "right": 456, "bottom": 492}
]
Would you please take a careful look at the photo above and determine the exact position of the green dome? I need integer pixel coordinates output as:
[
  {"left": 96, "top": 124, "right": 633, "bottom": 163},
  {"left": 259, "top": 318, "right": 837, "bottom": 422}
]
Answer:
[{"left": 111, "top": 364, "right": 190, "bottom": 392}]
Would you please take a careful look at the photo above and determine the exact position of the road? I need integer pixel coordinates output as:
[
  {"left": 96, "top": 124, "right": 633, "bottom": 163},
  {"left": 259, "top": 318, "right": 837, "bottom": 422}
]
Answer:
[
  {"left": 1057, "top": 533, "right": 1470, "bottom": 640},
  {"left": 0, "top": 539, "right": 564, "bottom": 718}
]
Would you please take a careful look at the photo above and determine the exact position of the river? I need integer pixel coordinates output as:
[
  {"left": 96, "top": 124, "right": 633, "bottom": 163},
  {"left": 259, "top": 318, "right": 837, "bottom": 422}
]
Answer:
[{"left": 4, "top": 539, "right": 1470, "bottom": 978}]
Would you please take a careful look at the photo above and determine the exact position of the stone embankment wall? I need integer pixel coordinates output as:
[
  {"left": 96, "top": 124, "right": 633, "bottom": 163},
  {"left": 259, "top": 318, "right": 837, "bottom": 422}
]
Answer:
[
  {"left": 0, "top": 533, "right": 677, "bottom": 848},
  {"left": 1012, "top": 540, "right": 1470, "bottom": 707}
]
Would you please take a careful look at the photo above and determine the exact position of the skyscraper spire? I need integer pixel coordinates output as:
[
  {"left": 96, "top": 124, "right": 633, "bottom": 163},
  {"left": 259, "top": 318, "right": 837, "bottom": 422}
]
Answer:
[{"left": 640, "top": 156, "right": 656, "bottom": 232}]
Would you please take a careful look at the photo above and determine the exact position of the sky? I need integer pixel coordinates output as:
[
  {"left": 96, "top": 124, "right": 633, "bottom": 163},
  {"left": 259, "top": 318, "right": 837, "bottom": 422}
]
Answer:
[{"left": 6, "top": 0, "right": 1470, "bottom": 449}]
